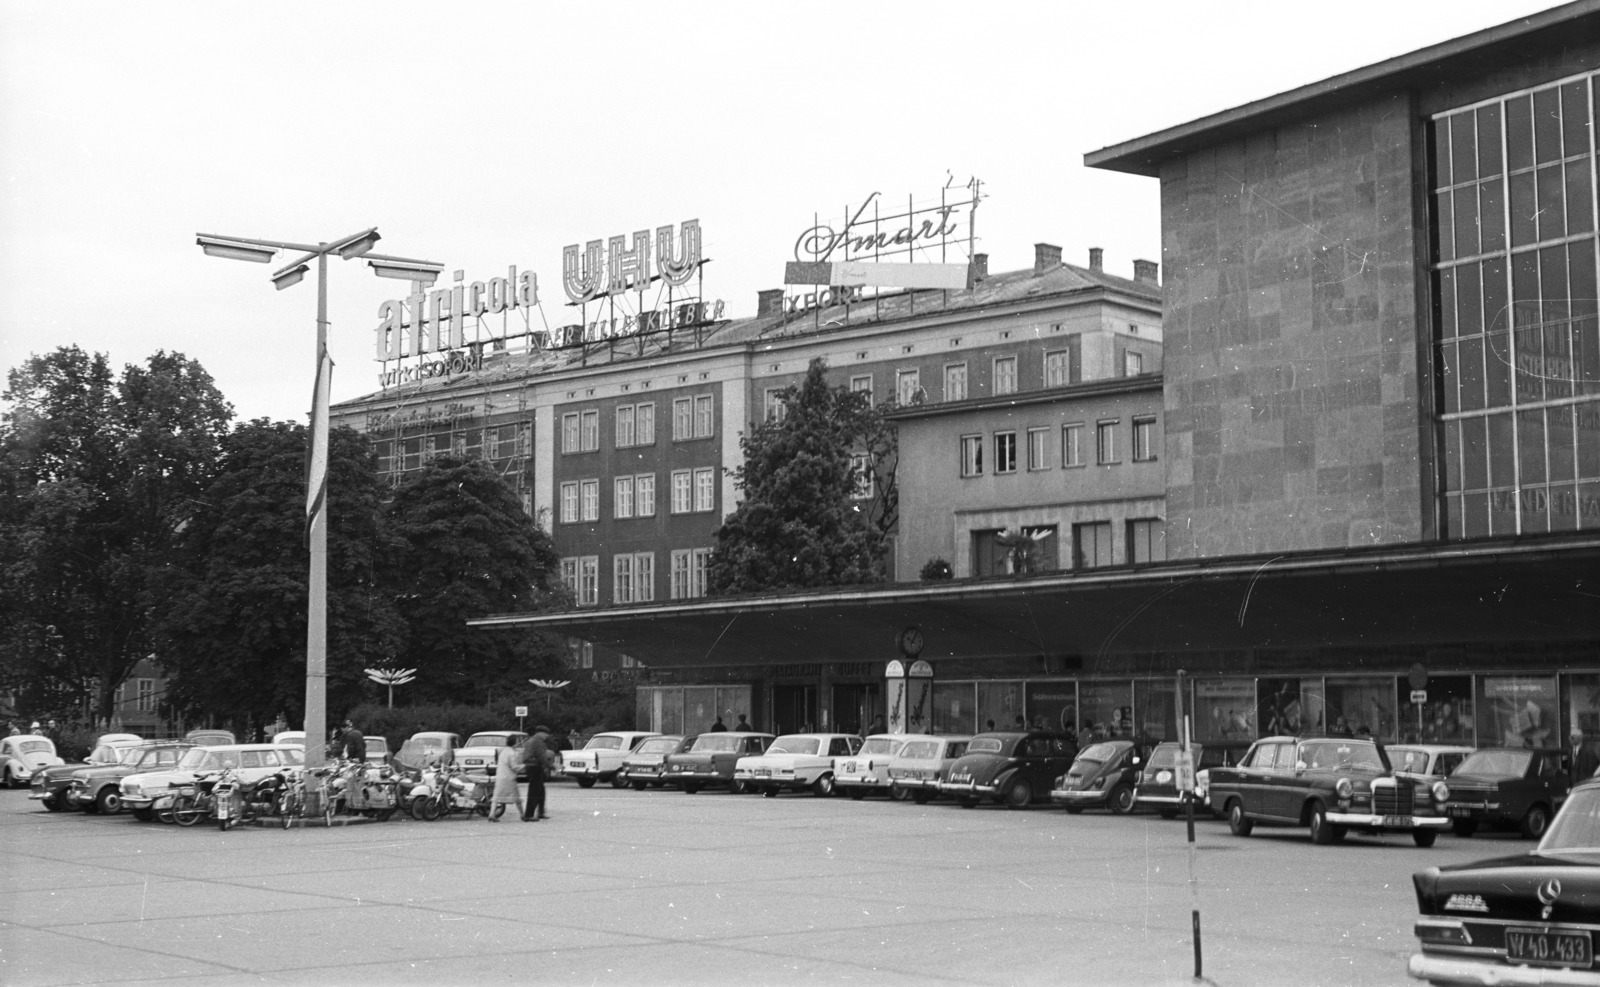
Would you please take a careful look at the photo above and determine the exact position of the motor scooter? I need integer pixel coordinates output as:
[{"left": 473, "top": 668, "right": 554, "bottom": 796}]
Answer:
[{"left": 408, "top": 762, "right": 491, "bottom": 821}]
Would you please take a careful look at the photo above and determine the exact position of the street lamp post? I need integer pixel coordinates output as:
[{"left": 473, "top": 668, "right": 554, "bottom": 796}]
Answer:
[
  {"left": 364, "top": 667, "right": 417, "bottom": 708},
  {"left": 530, "top": 679, "right": 571, "bottom": 713},
  {"left": 198, "top": 229, "right": 441, "bottom": 803}
]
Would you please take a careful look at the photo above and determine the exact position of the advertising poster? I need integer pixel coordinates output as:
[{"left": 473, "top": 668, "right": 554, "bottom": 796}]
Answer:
[
  {"left": 1479, "top": 675, "right": 1558, "bottom": 747},
  {"left": 906, "top": 677, "right": 934, "bottom": 734},
  {"left": 1026, "top": 682, "right": 1078, "bottom": 736},
  {"left": 1194, "top": 679, "right": 1256, "bottom": 743},
  {"left": 886, "top": 678, "right": 909, "bottom": 734}
]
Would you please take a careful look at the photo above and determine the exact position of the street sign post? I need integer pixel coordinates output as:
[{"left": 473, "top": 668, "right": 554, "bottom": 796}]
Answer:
[{"left": 515, "top": 705, "right": 529, "bottom": 731}]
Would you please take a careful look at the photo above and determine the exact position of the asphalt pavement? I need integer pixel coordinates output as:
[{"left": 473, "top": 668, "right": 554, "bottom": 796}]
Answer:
[{"left": 0, "top": 782, "right": 1524, "bottom": 986}]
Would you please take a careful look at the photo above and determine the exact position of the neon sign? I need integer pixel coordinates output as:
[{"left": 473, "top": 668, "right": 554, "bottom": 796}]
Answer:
[
  {"left": 374, "top": 266, "right": 537, "bottom": 361},
  {"left": 563, "top": 220, "right": 702, "bottom": 304}
]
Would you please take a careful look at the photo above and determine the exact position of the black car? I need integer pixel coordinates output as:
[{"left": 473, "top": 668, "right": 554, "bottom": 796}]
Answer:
[
  {"left": 1133, "top": 742, "right": 1234, "bottom": 818},
  {"left": 1444, "top": 747, "right": 1571, "bottom": 840},
  {"left": 936, "top": 732, "right": 1078, "bottom": 809},
  {"left": 1409, "top": 779, "right": 1600, "bottom": 984}
]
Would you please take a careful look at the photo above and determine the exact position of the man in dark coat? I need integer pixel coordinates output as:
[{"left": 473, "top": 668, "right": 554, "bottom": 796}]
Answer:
[
  {"left": 339, "top": 719, "right": 366, "bottom": 762},
  {"left": 519, "top": 727, "right": 553, "bottom": 821},
  {"left": 710, "top": 716, "right": 728, "bottom": 732},
  {"left": 1571, "top": 728, "right": 1599, "bottom": 787}
]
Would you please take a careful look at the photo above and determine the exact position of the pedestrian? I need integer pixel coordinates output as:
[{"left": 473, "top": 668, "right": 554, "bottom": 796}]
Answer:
[
  {"left": 735, "top": 713, "right": 751, "bottom": 731},
  {"left": 489, "top": 743, "right": 522, "bottom": 821},
  {"left": 869, "top": 713, "right": 886, "bottom": 735},
  {"left": 43, "top": 718, "right": 60, "bottom": 742},
  {"left": 710, "top": 715, "right": 728, "bottom": 732},
  {"left": 339, "top": 718, "right": 366, "bottom": 761},
  {"left": 29, "top": 721, "right": 43, "bottom": 736},
  {"left": 519, "top": 726, "right": 553, "bottom": 821},
  {"left": 1572, "top": 728, "right": 1599, "bottom": 786},
  {"left": 5, "top": 721, "right": 18, "bottom": 736}
]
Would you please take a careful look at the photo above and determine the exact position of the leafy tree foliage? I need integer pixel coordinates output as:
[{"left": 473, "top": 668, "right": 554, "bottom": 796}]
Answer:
[
  {"left": 385, "top": 455, "right": 567, "bottom": 705},
  {"left": 708, "top": 357, "right": 897, "bottom": 594},
  {"left": 0, "top": 347, "right": 231, "bottom": 722},
  {"left": 153, "top": 422, "right": 402, "bottom": 732}
]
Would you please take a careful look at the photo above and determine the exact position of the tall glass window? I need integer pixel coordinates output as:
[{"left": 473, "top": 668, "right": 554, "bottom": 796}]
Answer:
[{"left": 1431, "top": 72, "right": 1600, "bottom": 537}]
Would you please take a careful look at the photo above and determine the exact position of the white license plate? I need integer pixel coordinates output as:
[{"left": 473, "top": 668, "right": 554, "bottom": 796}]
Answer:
[
  {"left": 1382, "top": 815, "right": 1413, "bottom": 827},
  {"left": 754, "top": 769, "right": 771, "bottom": 778}
]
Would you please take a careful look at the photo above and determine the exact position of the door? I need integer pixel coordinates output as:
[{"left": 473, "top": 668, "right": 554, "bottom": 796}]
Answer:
[
  {"left": 772, "top": 685, "right": 817, "bottom": 736},
  {"left": 831, "top": 683, "right": 882, "bottom": 736}
]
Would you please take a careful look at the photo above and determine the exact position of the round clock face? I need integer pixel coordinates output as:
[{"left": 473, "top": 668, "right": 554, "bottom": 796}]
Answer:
[{"left": 898, "top": 626, "right": 924, "bottom": 657}]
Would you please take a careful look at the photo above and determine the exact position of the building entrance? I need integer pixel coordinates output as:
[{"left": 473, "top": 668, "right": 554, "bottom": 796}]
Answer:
[
  {"left": 772, "top": 685, "right": 817, "bottom": 736},
  {"left": 832, "top": 683, "right": 883, "bottom": 736}
]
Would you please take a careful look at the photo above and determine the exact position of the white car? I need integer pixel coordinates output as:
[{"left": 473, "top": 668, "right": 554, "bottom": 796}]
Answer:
[
  {"left": 835, "top": 734, "right": 906, "bottom": 799},
  {"left": 119, "top": 744, "right": 304, "bottom": 819},
  {"left": 458, "top": 731, "right": 529, "bottom": 779},
  {"left": 2, "top": 736, "right": 64, "bottom": 788},
  {"left": 735, "top": 733, "right": 862, "bottom": 797},
  {"left": 562, "top": 731, "right": 660, "bottom": 788},
  {"left": 886, "top": 735, "right": 972, "bottom": 804}
]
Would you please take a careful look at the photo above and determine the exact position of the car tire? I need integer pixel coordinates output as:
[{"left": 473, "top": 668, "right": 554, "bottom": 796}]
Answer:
[
  {"left": 131, "top": 807, "right": 154, "bottom": 822},
  {"left": 1308, "top": 803, "right": 1344, "bottom": 845},
  {"left": 44, "top": 793, "right": 67, "bottom": 812},
  {"left": 1108, "top": 784, "right": 1135, "bottom": 815},
  {"left": 1227, "top": 800, "right": 1253, "bottom": 837},
  {"left": 631, "top": 781, "right": 647, "bottom": 791},
  {"left": 1412, "top": 829, "right": 1438, "bottom": 847},
  {"left": 913, "top": 790, "right": 934, "bottom": 805},
  {"left": 1003, "top": 779, "right": 1032, "bottom": 809},
  {"left": 683, "top": 783, "right": 702, "bottom": 795},
  {"left": 812, "top": 774, "right": 834, "bottom": 797},
  {"left": 376, "top": 807, "right": 396, "bottom": 822},
  {"left": 1451, "top": 819, "right": 1476, "bottom": 837},
  {"left": 608, "top": 773, "right": 627, "bottom": 790},
  {"left": 889, "top": 785, "right": 910, "bottom": 802},
  {"left": 95, "top": 787, "right": 122, "bottom": 815},
  {"left": 1521, "top": 804, "right": 1550, "bottom": 840},
  {"left": 575, "top": 777, "right": 596, "bottom": 789}
]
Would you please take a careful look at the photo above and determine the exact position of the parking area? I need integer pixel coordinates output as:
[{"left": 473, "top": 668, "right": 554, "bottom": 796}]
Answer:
[{"left": 0, "top": 784, "right": 1532, "bottom": 986}]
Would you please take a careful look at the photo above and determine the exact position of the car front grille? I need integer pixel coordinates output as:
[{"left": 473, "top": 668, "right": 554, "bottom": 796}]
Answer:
[{"left": 1374, "top": 778, "right": 1415, "bottom": 816}]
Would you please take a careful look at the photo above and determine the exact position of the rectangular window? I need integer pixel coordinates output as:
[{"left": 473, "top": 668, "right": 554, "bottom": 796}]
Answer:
[
  {"left": 944, "top": 363, "right": 968, "bottom": 402},
  {"left": 579, "top": 641, "right": 594, "bottom": 668},
  {"left": 1072, "top": 521, "right": 1113, "bottom": 569},
  {"left": 1097, "top": 420, "right": 1118, "bottom": 464},
  {"left": 636, "top": 473, "right": 656, "bottom": 517},
  {"left": 670, "top": 549, "right": 691, "bottom": 600},
  {"left": 1127, "top": 518, "right": 1161, "bottom": 564},
  {"left": 580, "top": 410, "right": 599, "bottom": 451},
  {"left": 580, "top": 479, "right": 599, "bottom": 521},
  {"left": 960, "top": 434, "right": 984, "bottom": 477},
  {"left": 764, "top": 388, "right": 787, "bottom": 422},
  {"left": 374, "top": 440, "right": 393, "bottom": 473},
  {"left": 135, "top": 678, "right": 155, "bottom": 713},
  {"left": 559, "top": 481, "right": 579, "bottom": 523},
  {"left": 615, "top": 405, "right": 635, "bottom": 448},
  {"left": 578, "top": 557, "right": 598, "bottom": 606},
  {"left": 896, "top": 369, "right": 921, "bottom": 405},
  {"left": 693, "top": 467, "right": 715, "bottom": 512},
  {"left": 636, "top": 403, "right": 655, "bottom": 445},
  {"left": 614, "top": 476, "right": 634, "bottom": 519},
  {"left": 561, "top": 413, "right": 580, "bottom": 453},
  {"left": 560, "top": 557, "right": 578, "bottom": 597},
  {"left": 520, "top": 490, "right": 532, "bottom": 517},
  {"left": 692, "top": 547, "right": 711, "bottom": 598},
  {"left": 673, "top": 398, "right": 693, "bottom": 440},
  {"left": 671, "top": 470, "right": 692, "bottom": 514},
  {"left": 1132, "top": 416, "right": 1156, "bottom": 461},
  {"left": 851, "top": 375, "right": 873, "bottom": 403},
  {"left": 1125, "top": 351, "right": 1144, "bottom": 376},
  {"left": 993, "top": 356, "right": 1017, "bottom": 395},
  {"left": 1062, "top": 423, "right": 1084, "bottom": 467},
  {"left": 994, "top": 431, "right": 1017, "bottom": 474},
  {"left": 694, "top": 394, "right": 714, "bottom": 438},
  {"left": 1027, "top": 427, "right": 1049, "bottom": 470},
  {"left": 850, "top": 453, "right": 873, "bottom": 499},
  {"left": 613, "top": 554, "right": 634, "bottom": 604},
  {"left": 1045, "top": 342, "right": 1081, "bottom": 387},
  {"left": 634, "top": 553, "right": 654, "bottom": 602}
]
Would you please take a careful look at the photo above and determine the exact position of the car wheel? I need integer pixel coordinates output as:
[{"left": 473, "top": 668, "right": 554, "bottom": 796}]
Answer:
[
  {"left": 631, "top": 781, "right": 647, "bottom": 791},
  {"left": 849, "top": 788, "right": 867, "bottom": 801},
  {"left": 131, "top": 807, "right": 154, "bottom": 822},
  {"left": 683, "top": 783, "right": 702, "bottom": 795},
  {"left": 1108, "top": 784, "right": 1135, "bottom": 815},
  {"left": 1451, "top": 819, "right": 1476, "bottom": 837},
  {"left": 762, "top": 786, "right": 778, "bottom": 798},
  {"left": 575, "top": 777, "right": 596, "bottom": 789},
  {"left": 730, "top": 780, "right": 748, "bottom": 795},
  {"left": 95, "top": 787, "right": 122, "bottom": 815},
  {"left": 889, "top": 785, "right": 910, "bottom": 802},
  {"left": 812, "top": 774, "right": 834, "bottom": 797},
  {"left": 1003, "top": 779, "right": 1033, "bottom": 809},
  {"left": 1, "top": 768, "right": 13, "bottom": 788},
  {"left": 1308, "top": 803, "right": 1344, "bottom": 845},
  {"left": 912, "top": 790, "right": 934, "bottom": 805},
  {"left": 1412, "top": 829, "right": 1438, "bottom": 848},
  {"left": 1227, "top": 800, "right": 1253, "bottom": 837},
  {"left": 1521, "top": 804, "right": 1551, "bottom": 840},
  {"left": 608, "top": 773, "right": 627, "bottom": 790}
]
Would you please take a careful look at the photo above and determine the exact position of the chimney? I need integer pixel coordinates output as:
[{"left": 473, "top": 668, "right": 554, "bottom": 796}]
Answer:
[
  {"left": 1133, "top": 259, "right": 1159, "bottom": 284},
  {"left": 970, "top": 252, "right": 988, "bottom": 282},
  {"left": 1034, "top": 242, "right": 1062, "bottom": 274},
  {"left": 1088, "top": 247, "right": 1104, "bottom": 272},
  {"left": 756, "top": 288, "right": 785, "bottom": 318}
]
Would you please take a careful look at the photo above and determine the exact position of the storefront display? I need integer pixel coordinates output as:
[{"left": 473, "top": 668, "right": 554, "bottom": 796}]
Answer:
[
  {"left": 1193, "top": 678, "right": 1256, "bottom": 744},
  {"left": 1134, "top": 679, "right": 1178, "bottom": 743},
  {"left": 1080, "top": 681, "right": 1133, "bottom": 741},
  {"left": 976, "top": 681, "right": 1025, "bottom": 732},
  {"left": 1397, "top": 674, "right": 1474, "bottom": 744},
  {"left": 1323, "top": 676, "right": 1397, "bottom": 741},
  {"left": 1478, "top": 675, "right": 1558, "bottom": 748},
  {"left": 933, "top": 682, "right": 977, "bottom": 735},
  {"left": 1026, "top": 681, "right": 1078, "bottom": 736}
]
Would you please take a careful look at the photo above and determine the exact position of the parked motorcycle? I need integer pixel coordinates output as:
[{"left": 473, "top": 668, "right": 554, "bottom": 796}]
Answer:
[
  {"left": 408, "top": 762, "right": 491, "bottom": 821},
  {"left": 324, "top": 759, "right": 401, "bottom": 824}
]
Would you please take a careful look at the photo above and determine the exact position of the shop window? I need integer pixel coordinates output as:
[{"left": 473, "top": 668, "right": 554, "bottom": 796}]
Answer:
[
  {"left": 1396, "top": 673, "right": 1475, "bottom": 744},
  {"left": 1026, "top": 681, "right": 1078, "bottom": 736},
  {"left": 1257, "top": 678, "right": 1314, "bottom": 737},
  {"left": 976, "top": 681, "right": 1025, "bottom": 732},
  {"left": 1478, "top": 674, "right": 1558, "bottom": 747},
  {"left": 1134, "top": 678, "right": 1178, "bottom": 743},
  {"left": 932, "top": 682, "right": 977, "bottom": 735},
  {"left": 1080, "top": 681, "right": 1134, "bottom": 741},
  {"left": 972, "top": 525, "right": 1058, "bottom": 576},
  {"left": 1323, "top": 676, "right": 1398, "bottom": 742}
]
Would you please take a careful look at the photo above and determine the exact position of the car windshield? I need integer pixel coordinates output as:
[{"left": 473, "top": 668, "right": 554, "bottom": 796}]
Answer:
[
  {"left": 1456, "top": 749, "right": 1531, "bottom": 777},
  {"left": 636, "top": 738, "right": 679, "bottom": 754},
  {"left": 365, "top": 738, "right": 387, "bottom": 755},
  {"left": 280, "top": 749, "right": 304, "bottom": 765},
  {"left": 1077, "top": 743, "right": 1120, "bottom": 764},
  {"left": 177, "top": 748, "right": 211, "bottom": 770},
  {"left": 464, "top": 735, "right": 509, "bottom": 748},
  {"left": 584, "top": 736, "right": 624, "bottom": 751},
  {"left": 967, "top": 737, "right": 1008, "bottom": 755},
  {"left": 1146, "top": 746, "right": 1176, "bottom": 768},
  {"left": 691, "top": 735, "right": 741, "bottom": 753},
  {"left": 767, "top": 737, "right": 820, "bottom": 756},
  {"left": 1388, "top": 748, "right": 1432, "bottom": 773},
  {"left": 1297, "top": 741, "right": 1385, "bottom": 771},
  {"left": 861, "top": 738, "right": 899, "bottom": 756},
  {"left": 899, "top": 741, "right": 940, "bottom": 759},
  {"left": 1541, "top": 786, "right": 1600, "bottom": 856},
  {"left": 121, "top": 747, "right": 149, "bottom": 764}
]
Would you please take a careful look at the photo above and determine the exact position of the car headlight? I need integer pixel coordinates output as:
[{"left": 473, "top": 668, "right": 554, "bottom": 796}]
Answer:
[
  {"left": 1054, "top": 775, "right": 1065, "bottom": 788},
  {"left": 1336, "top": 778, "right": 1353, "bottom": 799},
  {"left": 1432, "top": 781, "right": 1450, "bottom": 803}
]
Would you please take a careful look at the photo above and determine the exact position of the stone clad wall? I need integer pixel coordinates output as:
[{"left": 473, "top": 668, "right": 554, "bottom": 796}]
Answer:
[{"left": 1158, "top": 92, "right": 1426, "bottom": 558}]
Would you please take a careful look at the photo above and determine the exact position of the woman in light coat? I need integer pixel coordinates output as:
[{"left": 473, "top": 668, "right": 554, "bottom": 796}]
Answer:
[{"left": 489, "top": 744, "right": 522, "bottom": 821}]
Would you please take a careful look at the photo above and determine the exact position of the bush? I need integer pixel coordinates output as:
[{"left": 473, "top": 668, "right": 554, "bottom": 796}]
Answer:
[{"left": 920, "top": 557, "right": 953, "bottom": 580}]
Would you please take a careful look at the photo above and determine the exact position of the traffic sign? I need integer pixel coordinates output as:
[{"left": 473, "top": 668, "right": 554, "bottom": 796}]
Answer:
[
  {"left": 1410, "top": 689, "right": 1428, "bottom": 704},
  {"left": 1174, "top": 750, "right": 1196, "bottom": 792},
  {"left": 1408, "top": 663, "right": 1428, "bottom": 690},
  {"left": 515, "top": 705, "right": 528, "bottom": 717}
]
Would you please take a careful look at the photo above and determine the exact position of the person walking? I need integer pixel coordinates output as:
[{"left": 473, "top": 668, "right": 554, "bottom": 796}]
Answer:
[
  {"left": 489, "top": 743, "right": 522, "bottom": 821},
  {"left": 519, "top": 726, "right": 553, "bottom": 821},
  {"left": 710, "top": 715, "right": 728, "bottom": 732}
]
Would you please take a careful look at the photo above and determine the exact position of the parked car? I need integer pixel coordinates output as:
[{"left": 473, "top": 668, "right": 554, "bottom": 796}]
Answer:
[
  {"left": 1134, "top": 742, "right": 1232, "bottom": 818},
  {"left": 886, "top": 735, "right": 971, "bottom": 804},
  {"left": 1443, "top": 747, "right": 1571, "bottom": 839},
  {"left": 67, "top": 743, "right": 193, "bottom": 816},
  {"left": 120, "top": 744, "right": 304, "bottom": 819},
  {"left": 734, "top": 733, "right": 863, "bottom": 797},
  {"left": 2, "top": 736, "right": 64, "bottom": 788},
  {"left": 1050, "top": 739, "right": 1147, "bottom": 814},
  {"left": 94, "top": 732, "right": 143, "bottom": 747},
  {"left": 1387, "top": 744, "right": 1474, "bottom": 782},
  {"left": 664, "top": 732, "right": 774, "bottom": 793},
  {"left": 363, "top": 736, "right": 391, "bottom": 766},
  {"left": 562, "top": 731, "right": 661, "bottom": 788},
  {"left": 185, "top": 729, "right": 236, "bottom": 746},
  {"left": 28, "top": 737, "right": 148, "bottom": 810},
  {"left": 618, "top": 735, "right": 695, "bottom": 790},
  {"left": 397, "top": 732, "right": 463, "bottom": 770},
  {"left": 1408, "top": 778, "right": 1600, "bottom": 984},
  {"left": 937, "top": 731, "right": 1079, "bottom": 809},
  {"left": 457, "top": 731, "right": 529, "bottom": 779},
  {"left": 1207, "top": 735, "right": 1450, "bottom": 846},
  {"left": 835, "top": 734, "right": 907, "bottom": 800}
]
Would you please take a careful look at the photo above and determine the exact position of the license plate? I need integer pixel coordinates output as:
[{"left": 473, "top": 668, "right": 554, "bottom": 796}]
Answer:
[
  {"left": 1506, "top": 927, "right": 1592, "bottom": 968},
  {"left": 1449, "top": 806, "right": 1474, "bottom": 817},
  {"left": 1382, "top": 815, "right": 1413, "bottom": 827},
  {"left": 754, "top": 769, "right": 771, "bottom": 778}
]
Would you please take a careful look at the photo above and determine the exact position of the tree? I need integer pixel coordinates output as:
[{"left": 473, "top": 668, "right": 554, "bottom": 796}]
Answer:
[
  {"left": 0, "top": 347, "right": 231, "bottom": 724},
  {"left": 153, "top": 422, "right": 402, "bottom": 732},
  {"left": 384, "top": 455, "right": 567, "bottom": 705},
  {"left": 708, "top": 357, "right": 897, "bottom": 594}
]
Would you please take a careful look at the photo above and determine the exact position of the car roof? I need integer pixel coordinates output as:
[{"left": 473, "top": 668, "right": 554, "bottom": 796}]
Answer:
[
  {"left": 464, "top": 730, "right": 522, "bottom": 737},
  {"left": 719, "top": 731, "right": 774, "bottom": 738},
  {"left": 1387, "top": 744, "right": 1474, "bottom": 753},
  {"left": 193, "top": 744, "right": 302, "bottom": 752}
]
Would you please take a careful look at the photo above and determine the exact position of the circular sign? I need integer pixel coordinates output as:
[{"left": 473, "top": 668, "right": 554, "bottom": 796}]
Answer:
[
  {"left": 897, "top": 626, "right": 924, "bottom": 658},
  {"left": 1408, "top": 663, "right": 1429, "bottom": 690},
  {"left": 1156, "top": 769, "right": 1173, "bottom": 785}
]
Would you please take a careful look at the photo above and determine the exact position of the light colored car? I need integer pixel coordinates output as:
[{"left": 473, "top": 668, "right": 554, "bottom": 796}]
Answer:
[
  {"left": 562, "top": 731, "right": 661, "bottom": 788},
  {"left": 119, "top": 744, "right": 304, "bottom": 818},
  {"left": 29, "top": 737, "right": 147, "bottom": 809},
  {"left": 67, "top": 743, "right": 192, "bottom": 815},
  {"left": 94, "top": 732, "right": 143, "bottom": 747},
  {"left": 398, "top": 731, "right": 462, "bottom": 769},
  {"left": 458, "top": 731, "right": 529, "bottom": 779},
  {"left": 734, "top": 732, "right": 863, "bottom": 797},
  {"left": 618, "top": 735, "right": 695, "bottom": 790},
  {"left": 2, "top": 736, "right": 64, "bottom": 788},
  {"left": 835, "top": 734, "right": 907, "bottom": 800},
  {"left": 886, "top": 735, "right": 971, "bottom": 804},
  {"left": 664, "top": 732, "right": 774, "bottom": 793},
  {"left": 1386, "top": 744, "right": 1473, "bottom": 781}
]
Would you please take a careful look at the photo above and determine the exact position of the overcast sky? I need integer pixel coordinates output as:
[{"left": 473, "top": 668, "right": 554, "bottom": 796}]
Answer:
[{"left": 0, "top": 1, "right": 1568, "bottom": 425}]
